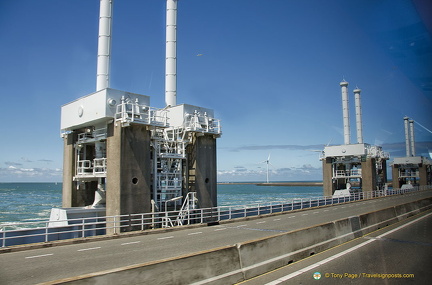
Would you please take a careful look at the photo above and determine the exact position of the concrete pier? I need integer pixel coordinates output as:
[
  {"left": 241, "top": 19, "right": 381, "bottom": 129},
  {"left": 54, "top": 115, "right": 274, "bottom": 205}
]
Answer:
[{"left": 106, "top": 123, "right": 152, "bottom": 233}]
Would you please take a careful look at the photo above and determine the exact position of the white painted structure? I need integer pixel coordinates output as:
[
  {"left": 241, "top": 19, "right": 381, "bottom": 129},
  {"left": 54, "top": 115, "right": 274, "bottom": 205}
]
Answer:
[
  {"left": 404, "top": 116, "right": 411, "bottom": 156},
  {"left": 96, "top": 0, "right": 113, "bottom": 91},
  {"left": 340, "top": 80, "right": 350, "bottom": 145},
  {"left": 165, "top": 0, "right": 177, "bottom": 107},
  {"left": 353, "top": 87, "right": 363, "bottom": 144},
  {"left": 409, "top": 119, "right": 416, "bottom": 156},
  {"left": 61, "top": 88, "right": 151, "bottom": 132}
]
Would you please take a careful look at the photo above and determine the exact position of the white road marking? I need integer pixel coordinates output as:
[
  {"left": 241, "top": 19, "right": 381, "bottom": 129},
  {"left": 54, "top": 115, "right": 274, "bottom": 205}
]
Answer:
[
  {"left": 288, "top": 216, "right": 296, "bottom": 218},
  {"left": 77, "top": 247, "right": 101, "bottom": 252},
  {"left": 157, "top": 236, "right": 174, "bottom": 240},
  {"left": 238, "top": 224, "right": 247, "bottom": 227},
  {"left": 313, "top": 212, "right": 319, "bottom": 214},
  {"left": 264, "top": 212, "right": 432, "bottom": 285},
  {"left": 25, "top": 254, "right": 53, "bottom": 259},
  {"left": 324, "top": 210, "right": 329, "bottom": 212},
  {"left": 257, "top": 221, "right": 266, "bottom": 224},
  {"left": 188, "top": 232, "right": 203, "bottom": 235},
  {"left": 214, "top": 228, "right": 227, "bottom": 231},
  {"left": 121, "top": 241, "right": 141, "bottom": 245},
  {"left": 273, "top": 218, "right": 281, "bottom": 221},
  {"left": 301, "top": 214, "right": 308, "bottom": 216}
]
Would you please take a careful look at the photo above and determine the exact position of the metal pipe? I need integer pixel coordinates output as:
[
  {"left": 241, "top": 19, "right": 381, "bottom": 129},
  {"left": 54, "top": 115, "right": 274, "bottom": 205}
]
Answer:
[
  {"left": 165, "top": 0, "right": 177, "bottom": 107},
  {"left": 404, "top": 117, "right": 411, "bottom": 156},
  {"left": 340, "top": 80, "right": 350, "bottom": 144},
  {"left": 96, "top": 0, "right": 113, "bottom": 91},
  {"left": 353, "top": 87, "right": 363, "bottom": 144},
  {"left": 409, "top": 119, "right": 416, "bottom": 156}
]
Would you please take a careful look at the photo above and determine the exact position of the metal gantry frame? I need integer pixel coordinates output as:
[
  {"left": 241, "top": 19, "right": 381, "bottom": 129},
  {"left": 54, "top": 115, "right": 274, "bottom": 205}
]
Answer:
[
  {"left": 75, "top": 127, "right": 108, "bottom": 180},
  {"left": 151, "top": 127, "right": 187, "bottom": 209}
]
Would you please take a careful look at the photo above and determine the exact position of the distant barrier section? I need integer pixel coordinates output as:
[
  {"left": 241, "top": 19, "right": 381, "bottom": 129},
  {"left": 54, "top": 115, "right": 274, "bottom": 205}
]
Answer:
[{"left": 1, "top": 186, "right": 431, "bottom": 248}]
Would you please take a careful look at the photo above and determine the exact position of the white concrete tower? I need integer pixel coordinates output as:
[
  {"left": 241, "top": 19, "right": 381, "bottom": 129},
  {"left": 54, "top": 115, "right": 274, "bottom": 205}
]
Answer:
[
  {"left": 165, "top": 0, "right": 177, "bottom": 107},
  {"left": 353, "top": 87, "right": 363, "bottom": 144},
  {"left": 340, "top": 80, "right": 350, "bottom": 145},
  {"left": 96, "top": 0, "right": 113, "bottom": 91},
  {"left": 409, "top": 119, "right": 416, "bottom": 156},
  {"left": 404, "top": 117, "right": 411, "bottom": 156}
]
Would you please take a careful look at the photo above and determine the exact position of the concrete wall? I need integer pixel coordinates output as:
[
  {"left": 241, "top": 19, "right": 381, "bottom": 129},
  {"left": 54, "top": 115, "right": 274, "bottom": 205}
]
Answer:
[
  {"left": 322, "top": 158, "right": 334, "bottom": 196},
  {"left": 361, "top": 157, "right": 376, "bottom": 191},
  {"left": 392, "top": 165, "right": 401, "bottom": 188},
  {"left": 62, "top": 132, "right": 76, "bottom": 208},
  {"left": 419, "top": 164, "right": 430, "bottom": 186},
  {"left": 106, "top": 123, "right": 152, "bottom": 233},
  {"left": 188, "top": 134, "right": 218, "bottom": 208},
  {"left": 47, "top": 197, "right": 432, "bottom": 285}
]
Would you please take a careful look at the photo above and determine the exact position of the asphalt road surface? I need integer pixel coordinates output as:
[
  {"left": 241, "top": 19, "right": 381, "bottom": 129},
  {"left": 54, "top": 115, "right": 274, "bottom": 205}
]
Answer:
[
  {"left": 237, "top": 209, "right": 432, "bottom": 285},
  {"left": 0, "top": 190, "right": 431, "bottom": 284}
]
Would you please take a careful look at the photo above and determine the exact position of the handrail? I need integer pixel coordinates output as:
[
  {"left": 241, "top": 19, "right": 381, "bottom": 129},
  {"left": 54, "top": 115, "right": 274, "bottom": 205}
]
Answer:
[{"left": 1, "top": 186, "right": 431, "bottom": 247}]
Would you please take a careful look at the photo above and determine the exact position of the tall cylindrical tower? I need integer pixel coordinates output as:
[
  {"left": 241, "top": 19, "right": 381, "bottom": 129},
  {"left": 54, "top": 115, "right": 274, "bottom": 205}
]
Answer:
[
  {"left": 96, "top": 0, "right": 113, "bottom": 91},
  {"left": 404, "top": 117, "right": 411, "bottom": 157},
  {"left": 353, "top": 87, "right": 363, "bottom": 144},
  {"left": 165, "top": 0, "right": 177, "bottom": 107},
  {"left": 409, "top": 119, "right": 416, "bottom": 156},
  {"left": 340, "top": 80, "right": 350, "bottom": 145}
]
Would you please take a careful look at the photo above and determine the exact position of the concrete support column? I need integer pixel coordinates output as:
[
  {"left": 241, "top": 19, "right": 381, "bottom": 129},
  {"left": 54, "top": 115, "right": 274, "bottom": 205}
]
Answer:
[
  {"left": 361, "top": 157, "right": 376, "bottom": 192},
  {"left": 391, "top": 165, "right": 401, "bottom": 189},
  {"left": 191, "top": 134, "right": 217, "bottom": 208},
  {"left": 322, "top": 158, "right": 334, "bottom": 196},
  {"left": 418, "top": 164, "right": 429, "bottom": 186},
  {"left": 62, "top": 132, "right": 76, "bottom": 207},
  {"left": 382, "top": 159, "right": 388, "bottom": 183},
  {"left": 106, "top": 123, "right": 151, "bottom": 234}
]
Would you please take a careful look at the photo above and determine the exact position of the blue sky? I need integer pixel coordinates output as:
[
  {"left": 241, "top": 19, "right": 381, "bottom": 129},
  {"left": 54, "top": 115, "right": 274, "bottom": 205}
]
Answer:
[{"left": 0, "top": 0, "right": 431, "bottom": 182}]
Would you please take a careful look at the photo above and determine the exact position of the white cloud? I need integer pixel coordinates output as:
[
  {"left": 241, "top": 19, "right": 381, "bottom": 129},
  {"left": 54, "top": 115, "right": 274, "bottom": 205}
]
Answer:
[{"left": 0, "top": 166, "right": 62, "bottom": 182}]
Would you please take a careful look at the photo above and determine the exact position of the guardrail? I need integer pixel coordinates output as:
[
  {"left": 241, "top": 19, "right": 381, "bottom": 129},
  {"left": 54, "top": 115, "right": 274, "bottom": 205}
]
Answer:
[{"left": 1, "top": 186, "right": 431, "bottom": 248}]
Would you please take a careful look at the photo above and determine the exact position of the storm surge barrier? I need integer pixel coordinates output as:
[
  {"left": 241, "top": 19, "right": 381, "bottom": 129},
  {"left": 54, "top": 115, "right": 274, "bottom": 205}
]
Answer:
[{"left": 1, "top": 186, "right": 431, "bottom": 248}]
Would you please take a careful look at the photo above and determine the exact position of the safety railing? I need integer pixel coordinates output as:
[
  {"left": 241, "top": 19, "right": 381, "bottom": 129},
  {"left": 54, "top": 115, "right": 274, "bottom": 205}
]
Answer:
[
  {"left": 115, "top": 99, "right": 168, "bottom": 127},
  {"left": 1, "top": 185, "right": 431, "bottom": 248},
  {"left": 334, "top": 169, "right": 362, "bottom": 178},
  {"left": 184, "top": 111, "right": 221, "bottom": 135},
  {"left": 76, "top": 158, "right": 107, "bottom": 177},
  {"left": 398, "top": 171, "right": 420, "bottom": 178},
  {"left": 77, "top": 128, "right": 107, "bottom": 142}
]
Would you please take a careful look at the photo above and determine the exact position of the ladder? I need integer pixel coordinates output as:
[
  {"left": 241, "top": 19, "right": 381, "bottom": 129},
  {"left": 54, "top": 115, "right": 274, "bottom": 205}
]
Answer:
[{"left": 175, "top": 192, "right": 198, "bottom": 226}]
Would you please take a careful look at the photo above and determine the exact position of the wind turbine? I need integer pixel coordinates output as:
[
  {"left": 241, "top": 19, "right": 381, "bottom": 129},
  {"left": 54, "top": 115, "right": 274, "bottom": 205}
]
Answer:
[{"left": 261, "top": 154, "right": 272, "bottom": 183}]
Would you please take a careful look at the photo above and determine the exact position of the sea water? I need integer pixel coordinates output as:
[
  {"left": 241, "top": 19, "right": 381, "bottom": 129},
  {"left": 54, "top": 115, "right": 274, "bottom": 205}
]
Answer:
[
  {"left": 217, "top": 183, "right": 323, "bottom": 206},
  {"left": 0, "top": 182, "right": 323, "bottom": 225},
  {"left": 0, "top": 183, "right": 62, "bottom": 225}
]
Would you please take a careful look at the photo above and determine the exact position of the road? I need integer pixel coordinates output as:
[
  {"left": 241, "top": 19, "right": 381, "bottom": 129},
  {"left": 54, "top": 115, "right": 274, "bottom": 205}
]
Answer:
[
  {"left": 237, "top": 209, "right": 432, "bottom": 285},
  {"left": 0, "top": 190, "right": 430, "bottom": 284}
]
